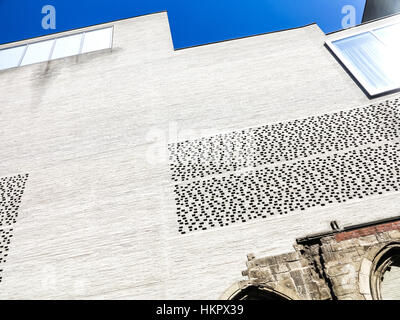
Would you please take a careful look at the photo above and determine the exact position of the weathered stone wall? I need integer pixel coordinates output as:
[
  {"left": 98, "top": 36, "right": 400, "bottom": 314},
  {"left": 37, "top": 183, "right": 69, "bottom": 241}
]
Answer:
[
  {"left": 233, "top": 219, "right": 400, "bottom": 300},
  {"left": 321, "top": 221, "right": 400, "bottom": 300},
  {"left": 242, "top": 249, "right": 331, "bottom": 300}
]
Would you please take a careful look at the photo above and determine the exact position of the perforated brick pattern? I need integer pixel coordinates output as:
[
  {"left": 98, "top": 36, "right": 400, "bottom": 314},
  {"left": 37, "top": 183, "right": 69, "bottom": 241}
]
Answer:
[
  {"left": 169, "top": 99, "right": 400, "bottom": 234},
  {"left": 169, "top": 99, "right": 399, "bottom": 182},
  {"left": 0, "top": 174, "right": 28, "bottom": 282},
  {"left": 0, "top": 229, "right": 13, "bottom": 283},
  {"left": 174, "top": 143, "right": 400, "bottom": 234},
  {"left": 0, "top": 174, "right": 29, "bottom": 227}
]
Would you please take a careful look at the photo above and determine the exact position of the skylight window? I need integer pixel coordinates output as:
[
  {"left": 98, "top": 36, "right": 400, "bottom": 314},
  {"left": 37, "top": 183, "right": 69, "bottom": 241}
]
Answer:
[
  {"left": 0, "top": 45, "right": 26, "bottom": 70},
  {"left": 51, "top": 33, "right": 83, "bottom": 60},
  {"left": 81, "top": 28, "right": 113, "bottom": 54},
  {"left": 373, "top": 23, "right": 400, "bottom": 49},
  {"left": 0, "top": 26, "right": 113, "bottom": 71},
  {"left": 326, "top": 19, "right": 400, "bottom": 97},
  {"left": 21, "top": 39, "right": 55, "bottom": 66}
]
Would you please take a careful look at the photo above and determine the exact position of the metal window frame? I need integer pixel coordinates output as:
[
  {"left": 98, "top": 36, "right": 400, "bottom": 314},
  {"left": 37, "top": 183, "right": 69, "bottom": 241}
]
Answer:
[
  {"left": 50, "top": 32, "right": 83, "bottom": 60},
  {"left": 80, "top": 26, "right": 114, "bottom": 54},
  {"left": 17, "top": 45, "right": 28, "bottom": 66},
  {"left": 325, "top": 15, "right": 400, "bottom": 97},
  {"left": 20, "top": 38, "right": 56, "bottom": 67},
  {"left": 0, "top": 25, "right": 114, "bottom": 71}
]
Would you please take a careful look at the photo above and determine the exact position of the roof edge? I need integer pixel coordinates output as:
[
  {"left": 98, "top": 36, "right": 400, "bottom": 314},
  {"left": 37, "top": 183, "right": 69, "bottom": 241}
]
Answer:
[
  {"left": 297, "top": 215, "right": 400, "bottom": 245},
  {"left": 326, "top": 11, "right": 400, "bottom": 36},
  {"left": 0, "top": 11, "right": 320, "bottom": 52}
]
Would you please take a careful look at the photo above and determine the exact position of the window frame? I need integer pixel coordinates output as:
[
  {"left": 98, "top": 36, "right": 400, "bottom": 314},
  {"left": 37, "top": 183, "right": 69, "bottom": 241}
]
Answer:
[
  {"left": 20, "top": 38, "right": 56, "bottom": 67},
  {"left": 50, "top": 32, "right": 84, "bottom": 60},
  {"left": 80, "top": 26, "right": 114, "bottom": 54},
  {"left": 0, "top": 25, "right": 114, "bottom": 71},
  {"left": 370, "top": 243, "right": 400, "bottom": 300},
  {"left": 325, "top": 14, "right": 400, "bottom": 97}
]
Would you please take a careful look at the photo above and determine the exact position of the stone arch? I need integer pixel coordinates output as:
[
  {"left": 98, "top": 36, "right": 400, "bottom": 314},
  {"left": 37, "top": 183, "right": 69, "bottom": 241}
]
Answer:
[
  {"left": 220, "top": 281, "right": 301, "bottom": 300},
  {"left": 358, "top": 242, "right": 400, "bottom": 300},
  {"left": 370, "top": 242, "right": 400, "bottom": 300}
]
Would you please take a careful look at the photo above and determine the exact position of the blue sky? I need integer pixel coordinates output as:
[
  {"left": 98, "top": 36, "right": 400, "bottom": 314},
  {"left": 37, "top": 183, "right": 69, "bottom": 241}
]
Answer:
[{"left": 0, "top": 0, "right": 366, "bottom": 49}]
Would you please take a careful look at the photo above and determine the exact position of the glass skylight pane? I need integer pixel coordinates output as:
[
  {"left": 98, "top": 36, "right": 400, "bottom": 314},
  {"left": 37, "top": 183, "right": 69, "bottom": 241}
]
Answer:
[
  {"left": 81, "top": 27, "right": 112, "bottom": 54},
  {"left": 332, "top": 32, "right": 400, "bottom": 95},
  {"left": 373, "top": 23, "right": 400, "bottom": 50},
  {"left": 0, "top": 46, "right": 26, "bottom": 70},
  {"left": 51, "top": 33, "right": 83, "bottom": 60},
  {"left": 21, "top": 39, "right": 54, "bottom": 66},
  {"left": 1, "top": 25, "right": 113, "bottom": 71}
]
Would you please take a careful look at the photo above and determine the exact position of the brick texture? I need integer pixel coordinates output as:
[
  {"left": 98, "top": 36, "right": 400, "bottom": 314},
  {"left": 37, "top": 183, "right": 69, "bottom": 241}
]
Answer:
[{"left": 335, "top": 221, "right": 400, "bottom": 242}]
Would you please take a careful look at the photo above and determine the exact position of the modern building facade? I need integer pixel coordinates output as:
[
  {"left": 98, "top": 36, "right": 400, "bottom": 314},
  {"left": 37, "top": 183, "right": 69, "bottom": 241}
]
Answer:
[{"left": 0, "top": 12, "right": 399, "bottom": 299}]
